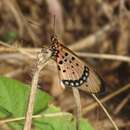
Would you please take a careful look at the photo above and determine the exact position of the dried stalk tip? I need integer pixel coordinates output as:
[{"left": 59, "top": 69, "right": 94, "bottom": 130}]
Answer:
[{"left": 37, "top": 48, "right": 52, "bottom": 70}]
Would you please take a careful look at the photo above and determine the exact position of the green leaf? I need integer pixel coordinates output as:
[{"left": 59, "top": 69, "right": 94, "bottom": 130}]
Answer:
[
  {"left": 0, "top": 76, "right": 52, "bottom": 116},
  {"left": 0, "top": 76, "right": 93, "bottom": 130},
  {"left": 34, "top": 105, "right": 94, "bottom": 130},
  {"left": 0, "top": 76, "right": 52, "bottom": 129},
  {"left": 2, "top": 31, "right": 17, "bottom": 42},
  {"left": 0, "top": 106, "right": 12, "bottom": 118}
]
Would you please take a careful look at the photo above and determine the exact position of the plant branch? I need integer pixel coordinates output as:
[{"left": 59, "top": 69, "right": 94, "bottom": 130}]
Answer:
[
  {"left": 23, "top": 49, "right": 52, "bottom": 130},
  {"left": 72, "top": 88, "right": 81, "bottom": 130},
  {"left": 77, "top": 52, "right": 130, "bottom": 62},
  {"left": 91, "top": 94, "right": 119, "bottom": 130},
  {"left": 0, "top": 112, "right": 71, "bottom": 125},
  {"left": 83, "top": 83, "right": 130, "bottom": 114}
]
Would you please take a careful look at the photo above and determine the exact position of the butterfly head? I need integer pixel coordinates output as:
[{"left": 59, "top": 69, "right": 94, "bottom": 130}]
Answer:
[{"left": 48, "top": 34, "right": 61, "bottom": 60}]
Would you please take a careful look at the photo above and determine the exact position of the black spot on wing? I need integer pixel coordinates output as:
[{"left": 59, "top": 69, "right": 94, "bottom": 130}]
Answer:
[
  {"left": 58, "top": 65, "right": 61, "bottom": 71},
  {"left": 59, "top": 60, "right": 63, "bottom": 64},
  {"left": 65, "top": 52, "right": 68, "bottom": 56},
  {"left": 76, "top": 63, "right": 79, "bottom": 66},
  {"left": 69, "top": 60, "right": 72, "bottom": 63},
  {"left": 63, "top": 70, "right": 66, "bottom": 73},
  {"left": 72, "top": 57, "right": 75, "bottom": 60},
  {"left": 64, "top": 59, "right": 67, "bottom": 62}
]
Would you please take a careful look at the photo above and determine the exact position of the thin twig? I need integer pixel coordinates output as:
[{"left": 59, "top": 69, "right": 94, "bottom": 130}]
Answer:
[
  {"left": 92, "top": 94, "right": 119, "bottom": 130},
  {"left": 2, "top": 0, "right": 24, "bottom": 36},
  {"left": 77, "top": 52, "right": 130, "bottom": 62},
  {"left": 68, "top": 20, "right": 117, "bottom": 51},
  {"left": 114, "top": 94, "right": 130, "bottom": 114},
  {"left": 0, "top": 41, "right": 36, "bottom": 59},
  {"left": 0, "top": 41, "right": 12, "bottom": 48},
  {"left": 83, "top": 83, "right": 130, "bottom": 114},
  {"left": 23, "top": 49, "right": 52, "bottom": 130},
  {"left": 94, "top": 118, "right": 130, "bottom": 128},
  {"left": 5, "top": 68, "right": 26, "bottom": 77},
  {"left": 72, "top": 88, "right": 81, "bottom": 130},
  {"left": 23, "top": 67, "right": 41, "bottom": 130},
  {"left": 13, "top": 0, "right": 41, "bottom": 45},
  {"left": 0, "top": 112, "right": 71, "bottom": 125},
  {"left": 1, "top": 42, "right": 130, "bottom": 63}
]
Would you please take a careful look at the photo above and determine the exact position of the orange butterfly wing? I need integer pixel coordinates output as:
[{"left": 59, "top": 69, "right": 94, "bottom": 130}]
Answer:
[{"left": 55, "top": 43, "right": 104, "bottom": 94}]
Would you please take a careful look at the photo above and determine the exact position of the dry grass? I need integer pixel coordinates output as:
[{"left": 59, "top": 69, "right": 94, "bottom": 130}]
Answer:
[{"left": 0, "top": 0, "right": 130, "bottom": 130}]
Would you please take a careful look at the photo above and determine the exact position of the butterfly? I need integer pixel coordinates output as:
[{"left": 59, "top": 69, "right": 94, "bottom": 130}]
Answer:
[
  {"left": 41, "top": 34, "right": 119, "bottom": 130},
  {"left": 47, "top": 34, "right": 105, "bottom": 94}
]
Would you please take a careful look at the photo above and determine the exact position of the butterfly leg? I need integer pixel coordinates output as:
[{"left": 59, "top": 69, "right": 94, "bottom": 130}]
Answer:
[{"left": 72, "top": 87, "right": 81, "bottom": 130}]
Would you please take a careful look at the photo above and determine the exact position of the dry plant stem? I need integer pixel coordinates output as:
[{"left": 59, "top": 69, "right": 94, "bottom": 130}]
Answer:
[
  {"left": 1, "top": 41, "right": 130, "bottom": 63},
  {"left": 23, "top": 68, "right": 41, "bottom": 130},
  {"left": 69, "top": 21, "right": 117, "bottom": 51},
  {"left": 5, "top": 68, "right": 26, "bottom": 77},
  {"left": 13, "top": 0, "right": 41, "bottom": 45},
  {"left": 91, "top": 94, "right": 119, "bottom": 130},
  {"left": 23, "top": 51, "right": 52, "bottom": 130},
  {"left": 114, "top": 94, "right": 130, "bottom": 114},
  {"left": 0, "top": 112, "right": 71, "bottom": 125},
  {"left": 72, "top": 88, "right": 81, "bottom": 130},
  {"left": 4, "top": 0, "right": 41, "bottom": 45},
  {"left": 0, "top": 41, "right": 35, "bottom": 59},
  {"left": 83, "top": 83, "right": 130, "bottom": 114},
  {"left": 77, "top": 52, "right": 130, "bottom": 62},
  {"left": 2, "top": 0, "right": 24, "bottom": 35},
  {"left": 94, "top": 118, "right": 130, "bottom": 128}
]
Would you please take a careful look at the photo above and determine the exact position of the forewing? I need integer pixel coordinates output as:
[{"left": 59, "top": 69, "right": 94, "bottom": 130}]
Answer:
[
  {"left": 56, "top": 44, "right": 85, "bottom": 83},
  {"left": 56, "top": 44, "right": 104, "bottom": 93}
]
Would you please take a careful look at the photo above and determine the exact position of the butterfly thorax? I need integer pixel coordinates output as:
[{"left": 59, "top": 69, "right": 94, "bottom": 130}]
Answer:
[{"left": 49, "top": 35, "right": 63, "bottom": 62}]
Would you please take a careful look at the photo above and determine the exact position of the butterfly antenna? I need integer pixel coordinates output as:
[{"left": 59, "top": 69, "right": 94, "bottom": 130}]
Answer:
[
  {"left": 50, "top": 14, "right": 57, "bottom": 42},
  {"left": 52, "top": 14, "right": 56, "bottom": 38},
  {"left": 91, "top": 94, "right": 119, "bottom": 130},
  {"left": 53, "top": 15, "right": 56, "bottom": 35}
]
